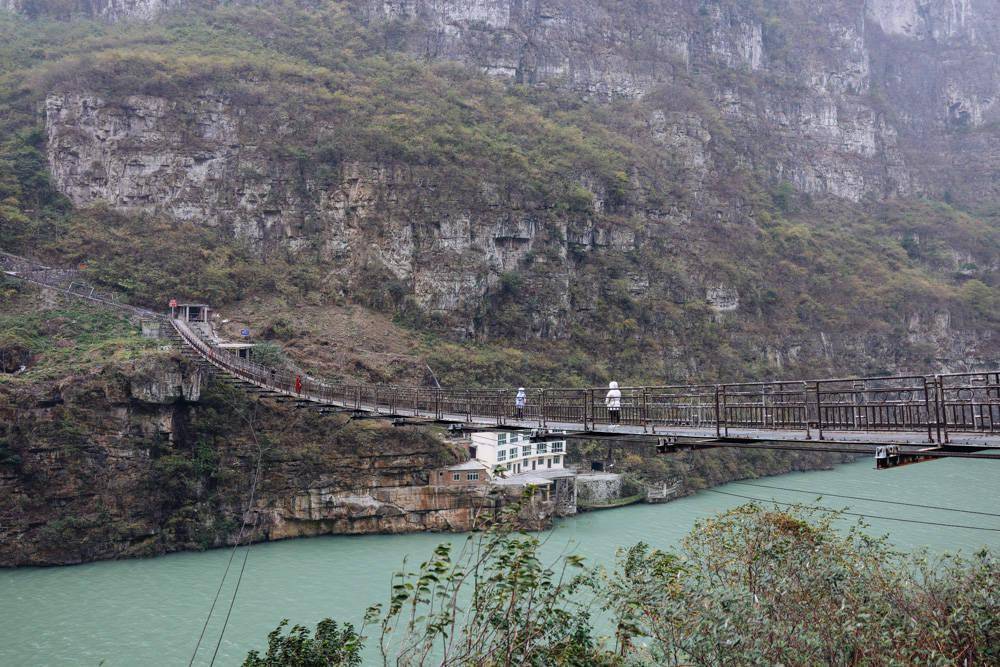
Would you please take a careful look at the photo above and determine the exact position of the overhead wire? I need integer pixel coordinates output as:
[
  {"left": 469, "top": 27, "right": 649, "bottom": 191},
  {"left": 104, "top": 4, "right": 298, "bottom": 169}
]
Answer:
[
  {"left": 705, "top": 488, "right": 1000, "bottom": 532},
  {"left": 209, "top": 514, "right": 260, "bottom": 666},
  {"left": 193, "top": 393, "right": 351, "bottom": 665},
  {"left": 730, "top": 481, "right": 1000, "bottom": 517},
  {"left": 188, "top": 409, "right": 267, "bottom": 666}
]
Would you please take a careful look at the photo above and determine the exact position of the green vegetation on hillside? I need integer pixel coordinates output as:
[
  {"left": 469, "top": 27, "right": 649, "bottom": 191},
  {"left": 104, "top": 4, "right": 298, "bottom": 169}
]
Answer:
[
  {"left": 0, "top": 3, "right": 997, "bottom": 386},
  {"left": 0, "top": 278, "right": 157, "bottom": 382}
]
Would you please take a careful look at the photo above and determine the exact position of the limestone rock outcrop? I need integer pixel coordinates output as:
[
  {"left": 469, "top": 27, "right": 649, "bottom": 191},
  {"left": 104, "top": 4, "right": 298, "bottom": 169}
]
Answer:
[
  {"left": 12, "top": 0, "right": 1000, "bottom": 371},
  {"left": 0, "top": 354, "right": 492, "bottom": 566}
]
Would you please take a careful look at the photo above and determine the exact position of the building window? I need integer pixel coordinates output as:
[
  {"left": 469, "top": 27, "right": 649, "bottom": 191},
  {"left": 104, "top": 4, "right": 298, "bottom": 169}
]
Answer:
[
  {"left": 551, "top": 441, "right": 564, "bottom": 453},
  {"left": 556, "top": 456, "right": 563, "bottom": 465},
  {"left": 467, "top": 472, "right": 479, "bottom": 481},
  {"left": 536, "top": 442, "right": 548, "bottom": 455},
  {"left": 497, "top": 449, "right": 507, "bottom": 462},
  {"left": 509, "top": 447, "right": 519, "bottom": 459},
  {"left": 498, "top": 433, "right": 508, "bottom": 445},
  {"left": 522, "top": 445, "right": 531, "bottom": 457},
  {"left": 452, "top": 473, "right": 461, "bottom": 481}
]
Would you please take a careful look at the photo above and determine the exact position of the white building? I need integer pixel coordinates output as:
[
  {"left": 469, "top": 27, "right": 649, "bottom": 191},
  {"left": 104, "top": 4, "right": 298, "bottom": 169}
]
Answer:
[{"left": 470, "top": 431, "right": 566, "bottom": 476}]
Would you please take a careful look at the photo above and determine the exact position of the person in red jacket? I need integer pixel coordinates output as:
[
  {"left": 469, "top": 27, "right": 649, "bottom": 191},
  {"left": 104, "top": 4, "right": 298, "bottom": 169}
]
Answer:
[{"left": 295, "top": 375, "right": 302, "bottom": 394}]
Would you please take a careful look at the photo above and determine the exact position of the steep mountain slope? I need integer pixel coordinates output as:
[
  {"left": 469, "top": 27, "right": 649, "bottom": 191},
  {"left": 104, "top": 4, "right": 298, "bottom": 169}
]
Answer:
[
  {"left": 1, "top": 0, "right": 997, "bottom": 566},
  {"left": 0, "top": 0, "right": 997, "bottom": 384}
]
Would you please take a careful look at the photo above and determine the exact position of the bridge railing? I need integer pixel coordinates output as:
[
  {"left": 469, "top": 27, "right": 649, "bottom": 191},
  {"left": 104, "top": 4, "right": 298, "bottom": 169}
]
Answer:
[
  {"left": 583, "top": 386, "right": 646, "bottom": 428},
  {"left": 14, "top": 248, "right": 993, "bottom": 443},
  {"left": 171, "top": 315, "right": 996, "bottom": 443},
  {"left": 720, "top": 381, "right": 810, "bottom": 432},
  {"left": 437, "top": 389, "right": 502, "bottom": 423},
  {"left": 645, "top": 385, "right": 719, "bottom": 429},
  {"left": 540, "top": 389, "right": 589, "bottom": 426},
  {"left": 937, "top": 372, "right": 1000, "bottom": 437},
  {"left": 581, "top": 382, "right": 813, "bottom": 434},
  {"left": 512, "top": 388, "right": 545, "bottom": 423},
  {"left": 2, "top": 250, "right": 166, "bottom": 323},
  {"left": 814, "top": 375, "right": 935, "bottom": 441}
]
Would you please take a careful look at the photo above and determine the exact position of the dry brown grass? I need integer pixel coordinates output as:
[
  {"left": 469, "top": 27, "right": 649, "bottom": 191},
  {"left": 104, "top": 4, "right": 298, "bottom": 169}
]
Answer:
[{"left": 216, "top": 297, "right": 435, "bottom": 386}]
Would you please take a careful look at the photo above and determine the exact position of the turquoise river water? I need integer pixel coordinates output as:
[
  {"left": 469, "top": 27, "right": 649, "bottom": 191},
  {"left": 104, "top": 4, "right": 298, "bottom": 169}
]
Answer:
[{"left": 2, "top": 459, "right": 998, "bottom": 666}]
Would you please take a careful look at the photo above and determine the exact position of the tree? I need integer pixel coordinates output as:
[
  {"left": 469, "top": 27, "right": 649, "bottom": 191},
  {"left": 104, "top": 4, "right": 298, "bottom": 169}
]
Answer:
[
  {"left": 602, "top": 504, "right": 1000, "bottom": 666},
  {"left": 243, "top": 618, "right": 363, "bottom": 667},
  {"left": 364, "top": 495, "right": 617, "bottom": 666}
]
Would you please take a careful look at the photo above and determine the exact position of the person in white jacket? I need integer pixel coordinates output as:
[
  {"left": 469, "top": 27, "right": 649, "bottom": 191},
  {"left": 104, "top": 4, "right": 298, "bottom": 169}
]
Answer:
[{"left": 605, "top": 381, "right": 622, "bottom": 425}]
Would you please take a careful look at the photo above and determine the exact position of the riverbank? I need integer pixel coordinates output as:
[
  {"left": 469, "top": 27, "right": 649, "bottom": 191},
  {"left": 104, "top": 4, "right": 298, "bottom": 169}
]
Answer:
[{"left": 3, "top": 459, "right": 997, "bottom": 665}]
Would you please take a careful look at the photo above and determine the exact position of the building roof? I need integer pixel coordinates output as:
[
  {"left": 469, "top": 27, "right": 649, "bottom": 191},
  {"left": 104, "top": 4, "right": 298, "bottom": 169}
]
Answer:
[
  {"left": 217, "top": 342, "right": 255, "bottom": 349},
  {"left": 492, "top": 473, "right": 554, "bottom": 487},
  {"left": 575, "top": 472, "right": 620, "bottom": 482},
  {"left": 517, "top": 468, "right": 577, "bottom": 480},
  {"left": 176, "top": 303, "right": 210, "bottom": 307},
  {"left": 446, "top": 460, "right": 490, "bottom": 472}
]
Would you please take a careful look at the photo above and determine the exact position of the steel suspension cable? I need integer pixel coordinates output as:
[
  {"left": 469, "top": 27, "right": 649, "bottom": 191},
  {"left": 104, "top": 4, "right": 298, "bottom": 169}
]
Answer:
[
  {"left": 705, "top": 489, "right": 1000, "bottom": 532},
  {"left": 209, "top": 515, "right": 260, "bottom": 666},
  {"left": 730, "top": 481, "right": 1000, "bottom": 517},
  {"left": 188, "top": 431, "right": 266, "bottom": 666}
]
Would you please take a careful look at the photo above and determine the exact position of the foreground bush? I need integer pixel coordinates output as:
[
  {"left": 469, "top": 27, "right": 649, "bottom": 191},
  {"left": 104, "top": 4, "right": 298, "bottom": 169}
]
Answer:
[
  {"left": 243, "top": 619, "right": 363, "bottom": 667},
  {"left": 246, "top": 503, "right": 998, "bottom": 666},
  {"left": 606, "top": 506, "right": 998, "bottom": 665}
]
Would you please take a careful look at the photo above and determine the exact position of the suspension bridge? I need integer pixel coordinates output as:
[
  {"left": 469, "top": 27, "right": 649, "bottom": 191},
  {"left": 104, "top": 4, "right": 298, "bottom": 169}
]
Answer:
[{"left": 4, "top": 250, "right": 999, "bottom": 468}]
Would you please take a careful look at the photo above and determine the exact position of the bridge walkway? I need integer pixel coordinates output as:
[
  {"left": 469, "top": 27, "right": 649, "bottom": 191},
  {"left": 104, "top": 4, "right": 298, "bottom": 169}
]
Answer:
[
  {"left": 3, "top": 247, "right": 998, "bottom": 462},
  {"left": 169, "top": 319, "right": 1000, "bottom": 460}
]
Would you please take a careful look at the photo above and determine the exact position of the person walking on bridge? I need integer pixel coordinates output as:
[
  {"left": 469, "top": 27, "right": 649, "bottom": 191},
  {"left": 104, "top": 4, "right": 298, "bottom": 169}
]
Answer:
[
  {"left": 515, "top": 387, "right": 526, "bottom": 420},
  {"left": 606, "top": 381, "right": 621, "bottom": 425}
]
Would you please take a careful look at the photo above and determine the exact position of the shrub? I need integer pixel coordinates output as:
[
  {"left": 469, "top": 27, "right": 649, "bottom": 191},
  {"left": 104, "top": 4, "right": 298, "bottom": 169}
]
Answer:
[{"left": 243, "top": 619, "right": 363, "bottom": 667}]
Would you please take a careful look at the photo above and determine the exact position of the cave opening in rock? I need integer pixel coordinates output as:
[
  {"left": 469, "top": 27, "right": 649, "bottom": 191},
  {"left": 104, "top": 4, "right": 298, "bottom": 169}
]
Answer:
[{"left": 0, "top": 345, "right": 31, "bottom": 374}]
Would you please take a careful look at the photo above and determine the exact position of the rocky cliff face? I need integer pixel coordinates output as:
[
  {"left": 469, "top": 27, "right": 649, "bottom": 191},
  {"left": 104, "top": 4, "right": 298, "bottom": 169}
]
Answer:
[
  {"left": 360, "top": 0, "right": 999, "bottom": 201},
  {"left": 0, "top": 0, "right": 173, "bottom": 21},
  {"left": 0, "top": 353, "right": 494, "bottom": 566},
  {"left": 15, "top": 1, "right": 1000, "bottom": 204},
  {"left": 7, "top": 0, "right": 998, "bottom": 375},
  {"left": 43, "top": 91, "right": 581, "bottom": 329}
]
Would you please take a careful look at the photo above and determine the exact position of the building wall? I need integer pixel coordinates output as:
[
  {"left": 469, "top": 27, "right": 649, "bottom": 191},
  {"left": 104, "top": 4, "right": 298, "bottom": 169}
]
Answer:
[
  {"left": 471, "top": 431, "right": 566, "bottom": 475},
  {"left": 432, "top": 468, "right": 489, "bottom": 487}
]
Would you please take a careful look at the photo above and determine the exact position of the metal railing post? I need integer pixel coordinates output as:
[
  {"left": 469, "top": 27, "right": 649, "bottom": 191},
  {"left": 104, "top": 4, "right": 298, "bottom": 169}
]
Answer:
[
  {"left": 992, "top": 372, "right": 1000, "bottom": 434},
  {"left": 815, "top": 381, "right": 824, "bottom": 440},
  {"left": 802, "top": 382, "right": 811, "bottom": 439},
  {"left": 642, "top": 387, "right": 649, "bottom": 432},
  {"left": 936, "top": 375, "right": 949, "bottom": 443},
  {"left": 541, "top": 389, "right": 547, "bottom": 428},
  {"left": 714, "top": 385, "right": 721, "bottom": 438},
  {"left": 922, "top": 377, "right": 934, "bottom": 443}
]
